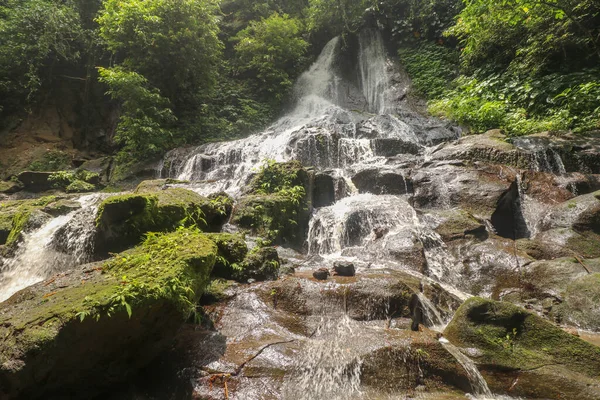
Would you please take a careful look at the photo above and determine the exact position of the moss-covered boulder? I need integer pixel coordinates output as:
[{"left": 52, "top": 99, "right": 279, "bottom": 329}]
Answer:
[
  {"left": 444, "top": 297, "right": 600, "bottom": 399},
  {"left": 205, "top": 233, "right": 248, "bottom": 278},
  {"left": 236, "top": 246, "right": 280, "bottom": 281},
  {"left": 0, "top": 229, "right": 217, "bottom": 399},
  {"left": 95, "top": 188, "right": 232, "bottom": 254},
  {"left": 429, "top": 209, "right": 487, "bottom": 242},
  {"left": 0, "top": 196, "right": 59, "bottom": 247},
  {"left": 231, "top": 161, "right": 311, "bottom": 247}
]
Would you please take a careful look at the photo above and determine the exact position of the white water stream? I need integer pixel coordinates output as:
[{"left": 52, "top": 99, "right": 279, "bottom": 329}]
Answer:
[{"left": 0, "top": 194, "right": 105, "bottom": 302}]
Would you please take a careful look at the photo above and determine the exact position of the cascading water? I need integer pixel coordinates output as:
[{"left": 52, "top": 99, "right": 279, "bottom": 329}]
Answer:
[
  {"left": 358, "top": 29, "right": 390, "bottom": 114},
  {"left": 0, "top": 194, "right": 105, "bottom": 302},
  {"left": 156, "top": 29, "right": 494, "bottom": 398}
]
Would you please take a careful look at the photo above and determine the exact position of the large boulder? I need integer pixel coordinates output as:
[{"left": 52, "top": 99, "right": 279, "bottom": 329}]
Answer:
[
  {"left": 430, "top": 130, "right": 533, "bottom": 169},
  {"left": 444, "top": 297, "right": 600, "bottom": 399},
  {"left": 0, "top": 229, "right": 217, "bottom": 399},
  {"left": 95, "top": 188, "right": 232, "bottom": 254}
]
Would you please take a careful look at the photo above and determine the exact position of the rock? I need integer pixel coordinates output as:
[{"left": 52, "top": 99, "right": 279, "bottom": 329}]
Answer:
[
  {"left": 235, "top": 246, "right": 280, "bottom": 282},
  {"left": 490, "top": 180, "right": 530, "bottom": 239},
  {"left": 555, "top": 273, "right": 600, "bottom": 331},
  {"left": 351, "top": 167, "right": 412, "bottom": 195},
  {"left": 78, "top": 157, "right": 113, "bottom": 183},
  {"left": 0, "top": 180, "right": 22, "bottom": 194},
  {"left": 430, "top": 130, "right": 534, "bottom": 169},
  {"left": 42, "top": 198, "right": 81, "bottom": 216},
  {"left": 333, "top": 261, "right": 355, "bottom": 276},
  {"left": 204, "top": 233, "right": 248, "bottom": 279},
  {"left": 373, "top": 226, "right": 389, "bottom": 239},
  {"left": 512, "top": 131, "right": 600, "bottom": 174},
  {"left": 312, "top": 268, "right": 330, "bottom": 280},
  {"left": 264, "top": 270, "right": 461, "bottom": 322},
  {"left": 0, "top": 197, "right": 57, "bottom": 247},
  {"left": 135, "top": 178, "right": 190, "bottom": 193},
  {"left": 411, "top": 162, "right": 514, "bottom": 216},
  {"left": 95, "top": 188, "right": 232, "bottom": 254},
  {"left": 0, "top": 229, "right": 217, "bottom": 399},
  {"left": 539, "top": 190, "right": 600, "bottom": 234},
  {"left": 427, "top": 209, "right": 487, "bottom": 242},
  {"left": 312, "top": 173, "right": 338, "bottom": 208},
  {"left": 15, "top": 171, "right": 54, "bottom": 192},
  {"left": 444, "top": 297, "right": 600, "bottom": 399}
]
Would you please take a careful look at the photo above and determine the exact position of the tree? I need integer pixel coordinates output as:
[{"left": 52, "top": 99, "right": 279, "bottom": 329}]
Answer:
[
  {"left": 98, "top": 67, "right": 175, "bottom": 160},
  {"left": 233, "top": 12, "right": 308, "bottom": 100},
  {"left": 0, "top": 0, "right": 84, "bottom": 115},
  {"left": 97, "top": 0, "right": 223, "bottom": 107}
]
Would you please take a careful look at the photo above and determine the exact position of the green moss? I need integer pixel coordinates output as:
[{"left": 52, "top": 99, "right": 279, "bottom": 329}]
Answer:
[
  {"left": 232, "top": 160, "right": 310, "bottom": 246},
  {"left": 135, "top": 179, "right": 190, "bottom": 193},
  {"left": 205, "top": 233, "right": 248, "bottom": 279},
  {"left": 201, "top": 278, "right": 238, "bottom": 304},
  {"left": 445, "top": 297, "right": 600, "bottom": 377},
  {"left": 48, "top": 170, "right": 99, "bottom": 192},
  {"left": 0, "top": 229, "right": 217, "bottom": 379},
  {"left": 555, "top": 273, "right": 600, "bottom": 330},
  {"left": 566, "top": 231, "right": 600, "bottom": 258},
  {"left": 28, "top": 150, "right": 71, "bottom": 172},
  {"left": 235, "top": 246, "right": 280, "bottom": 281},
  {"left": 95, "top": 188, "right": 232, "bottom": 253},
  {"left": 6, "top": 210, "right": 31, "bottom": 247},
  {"left": 231, "top": 193, "right": 301, "bottom": 243},
  {"left": 434, "top": 210, "right": 486, "bottom": 242},
  {"left": 66, "top": 180, "right": 96, "bottom": 193}
]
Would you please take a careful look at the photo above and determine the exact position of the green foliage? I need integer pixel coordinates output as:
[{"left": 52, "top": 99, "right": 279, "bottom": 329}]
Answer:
[
  {"left": 233, "top": 13, "right": 309, "bottom": 100},
  {"left": 79, "top": 227, "right": 217, "bottom": 321},
  {"left": 306, "top": 0, "right": 372, "bottom": 36},
  {"left": 447, "top": 0, "right": 600, "bottom": 75},
  {"left": 371, "top": 0, "right": 463, "bottom": 43},
  {"left": 98, "top": 67, "right": 176, "bottom": 160},
  {"left": 28, "top": 150, "right": 71, "bottom": 172},
  {"left": 429, "top": 71, "right": 599, "bottom": 135},
  {"left": 97, "top": 0, "right": 222, "bottom": 103},
  {"left": 399, "top": 43, "right": 458, "bottom": 99},
  {"left": 0, "top": 0, "right": 84, "bottom": 113},
  {"left": 48, "top": 170, "right": 99, "bottom": 192}
]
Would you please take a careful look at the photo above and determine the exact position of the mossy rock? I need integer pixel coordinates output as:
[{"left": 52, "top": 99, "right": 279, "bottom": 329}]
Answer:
[
  {"left": 0, "top": 196, "right": 57, "bottom": 247},
  {"left": 444, "top": 297, "right": 600, "bottom": 399},
  {"left": 135, "top": 179, "right": 190, "bottom": 193},
  {"left": 0, "top": 180, "right": 22, "bottom": 194},
  {"left": 0, "top": 229, "right": 217, "bottom": 399},
  {"left": 231, "top": 194, "right": 302, "bottom": 244},
  {"left": 235, "top": 246, "right": 280, "bottom": 282},
  {"left": 201, "top": 278, "right": 239, "bottom": 304},
  {"left": 431, "top": 209, "right": 487, "bottom": 242},
  {"left": 95, "top": 188, "right": 232, "bottom": 254},
  {"left": 232, "top": 160, "right": 311, "bottom": 248},
  {"left": 205, "top": 233, "right": 248, "bottom": 279}
]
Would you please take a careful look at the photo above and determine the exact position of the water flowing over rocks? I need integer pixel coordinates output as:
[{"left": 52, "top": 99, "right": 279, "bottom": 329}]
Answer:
[{"left": 2, "top": 28, "right": 600, "bottom": 399}]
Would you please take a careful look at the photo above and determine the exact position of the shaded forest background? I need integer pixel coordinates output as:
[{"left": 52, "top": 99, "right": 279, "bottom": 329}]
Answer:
[{"left": 0, "top": 0, "right": 598, "bottom": 166}]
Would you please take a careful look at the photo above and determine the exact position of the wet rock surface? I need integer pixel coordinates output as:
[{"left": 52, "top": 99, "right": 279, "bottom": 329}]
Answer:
[{"left": 444, "top": 297, "right": 600, "bottom": 399}]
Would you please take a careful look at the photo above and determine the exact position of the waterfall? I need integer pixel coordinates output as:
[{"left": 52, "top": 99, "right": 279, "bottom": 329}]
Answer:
[
  {"left": 439, "top": 338, "right": 493, "bottom": 398},
  {"left": 0, "top": 194, "right": 104, "bottom": 302},
  {"left": 358, "top": 29, "right": 390, "bottom": 114},
  {"left": 283, "top": 314, "right": 363, "bottom": 400}
]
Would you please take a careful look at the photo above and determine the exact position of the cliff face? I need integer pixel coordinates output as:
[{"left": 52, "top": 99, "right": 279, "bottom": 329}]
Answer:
[{"left": 0, "top": 80, "right": 116, "bottom": 180}]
